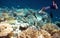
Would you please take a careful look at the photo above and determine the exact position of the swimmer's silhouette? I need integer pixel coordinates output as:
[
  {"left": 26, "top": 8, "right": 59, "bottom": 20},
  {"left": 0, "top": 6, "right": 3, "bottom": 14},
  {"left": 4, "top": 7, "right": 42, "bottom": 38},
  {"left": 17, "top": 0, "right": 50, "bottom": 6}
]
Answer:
[{"left": 40, "top": 0, "right": 58, "bottom": 18}]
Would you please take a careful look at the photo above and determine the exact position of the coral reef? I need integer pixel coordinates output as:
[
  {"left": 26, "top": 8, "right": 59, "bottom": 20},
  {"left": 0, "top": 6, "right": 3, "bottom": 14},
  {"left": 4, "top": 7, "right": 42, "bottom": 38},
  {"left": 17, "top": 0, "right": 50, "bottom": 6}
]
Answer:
[
  {"left": 41, "top": 23, "right": 59, "bottom": 34},
  {"left": 0, "top": 8, "right": 60, "bottom": 38},
  {"left": 51, "top": 30, "right": 60, "bottom": 38},
  {"left": 18, "top": 28, "right": 52, "bottom": 38},
  {"left": 0, "top": 22, "right": 13, "bottom": 38}
]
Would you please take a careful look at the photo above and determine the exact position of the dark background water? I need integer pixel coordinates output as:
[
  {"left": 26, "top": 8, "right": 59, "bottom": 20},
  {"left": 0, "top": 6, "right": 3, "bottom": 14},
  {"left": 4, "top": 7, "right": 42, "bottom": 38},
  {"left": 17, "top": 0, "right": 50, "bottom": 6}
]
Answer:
[{"left": 0, "top": 0, "right": 60, "bottom": 22}]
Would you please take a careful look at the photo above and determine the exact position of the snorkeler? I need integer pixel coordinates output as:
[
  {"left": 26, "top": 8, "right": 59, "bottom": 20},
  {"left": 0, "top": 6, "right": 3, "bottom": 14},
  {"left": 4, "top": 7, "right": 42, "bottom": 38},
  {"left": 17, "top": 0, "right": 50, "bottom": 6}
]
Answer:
[
  {"left": 39, "top": 0, "right": 58, "bottom": 18},
  {"left": 41, "top": 0, "right": 58, "bottom": 10},
  {"left": 51, "top": 0, "right": 58, "bottom": 9},
  {"left": 38, "top": 0, "right": 58, "bottom": 23}
]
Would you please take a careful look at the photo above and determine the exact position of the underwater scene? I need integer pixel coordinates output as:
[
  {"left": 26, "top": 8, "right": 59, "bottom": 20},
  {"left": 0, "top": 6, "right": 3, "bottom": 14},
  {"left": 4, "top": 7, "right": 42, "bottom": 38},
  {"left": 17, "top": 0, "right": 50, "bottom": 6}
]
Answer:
[{"left": 0, "top": 0, "right": 60, "bottom": 38}]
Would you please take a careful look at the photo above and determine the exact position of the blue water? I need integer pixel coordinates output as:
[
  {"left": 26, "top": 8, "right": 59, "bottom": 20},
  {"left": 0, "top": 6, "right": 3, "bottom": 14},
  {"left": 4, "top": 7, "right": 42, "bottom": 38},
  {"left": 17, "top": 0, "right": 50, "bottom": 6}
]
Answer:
[{"left": 0, "top": 0, "right": 60, "bottom": 22}]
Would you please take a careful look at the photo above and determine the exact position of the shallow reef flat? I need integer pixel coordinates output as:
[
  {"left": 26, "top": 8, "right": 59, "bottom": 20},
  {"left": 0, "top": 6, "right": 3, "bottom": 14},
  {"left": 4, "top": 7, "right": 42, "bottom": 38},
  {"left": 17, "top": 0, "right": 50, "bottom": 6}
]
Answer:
[{"left": 0, "top": 8, "right": 60, "bottom": 38}]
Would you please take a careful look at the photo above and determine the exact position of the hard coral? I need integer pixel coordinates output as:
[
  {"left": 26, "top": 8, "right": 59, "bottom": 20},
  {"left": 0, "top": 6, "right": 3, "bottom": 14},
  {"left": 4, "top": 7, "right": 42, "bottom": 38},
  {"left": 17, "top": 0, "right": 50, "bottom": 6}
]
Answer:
[
  {"left": 18, "top": 28, "right": 38, "bottom": 38},
  {"left": 51, "top": 30, "right": 60, "bottom": 38},
  {"left": 39, "top": 29, "right": 52, "bottom": 38},
  {"left": 41, "top": 23, "right": 59, "bottom": 34},
  {"left": 0, "top": 22, "right": 13, "bottom": 38},
  {"left": 18, "top": 28, "right": 52, "bottom": 38}
]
